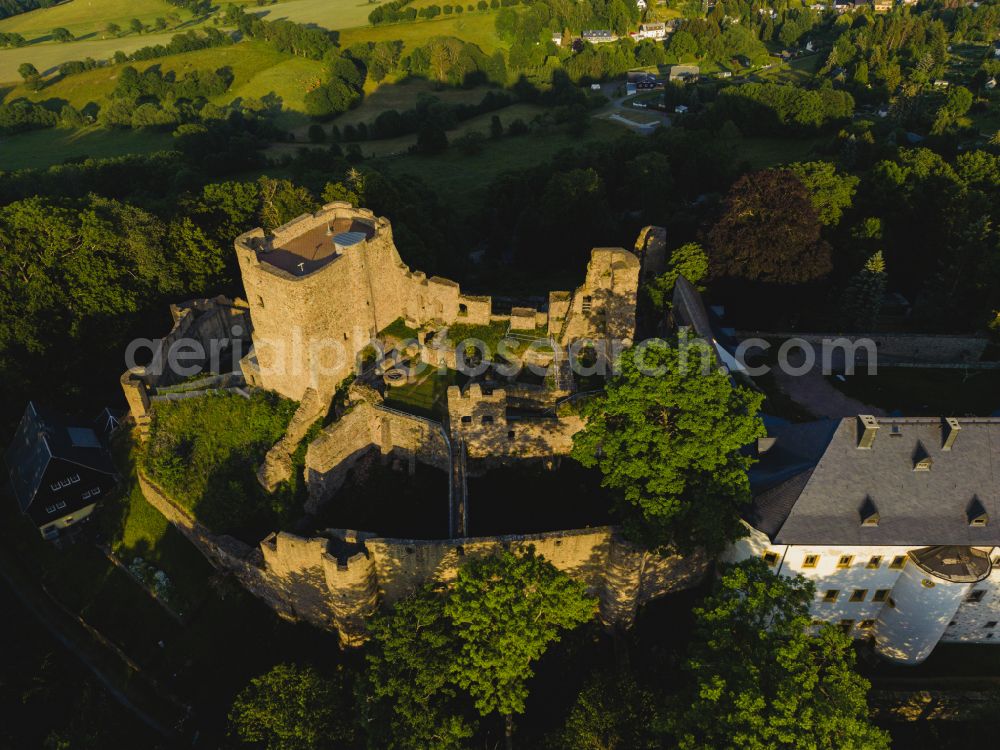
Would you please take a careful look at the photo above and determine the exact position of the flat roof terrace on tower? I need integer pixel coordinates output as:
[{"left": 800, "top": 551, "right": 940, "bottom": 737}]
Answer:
[{"left": 259, "top": 217, "right": 375, "bottom": 276}]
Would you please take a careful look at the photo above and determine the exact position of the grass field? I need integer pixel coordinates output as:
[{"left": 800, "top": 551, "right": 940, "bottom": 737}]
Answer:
[
  {"left": 275, "top": 100, "right": 547, "bottom": 158},
  {"left": 731, "top": 135, "right": 827, "bottom": 169},
  {"left": 3, "top": 40, "right": 323, "bottom": 110},
  {"left": 0, "top": 126, "right": 173, "bottom": 170},
  {"left": 375, "top": 118, "right": 624, "bottom": 209},
  {"left": 339, "top": 10, "right": 505, "bottom": 55},
  {"left": 0, "top": 27, "right": 184, "bottom": 81},
  {"left": 248, "top": 0, "right": 380, "bottom": 31},
  {"left": 0, "top": 0, "right": 190, "bottom": 41}
]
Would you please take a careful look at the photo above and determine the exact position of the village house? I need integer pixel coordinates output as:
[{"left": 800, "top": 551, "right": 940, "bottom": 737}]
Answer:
[
  {"left": 582, "top": 29, "right": 615, "bottom": 44},
  {"left": 631, "top": 22, "right": 667, "bottom": 40},
  {"left": 5, "top": 402, "right": 118, "bottom": 541},
  {"left": 667, "top": 64, "right": 700, "bottom": 82}
]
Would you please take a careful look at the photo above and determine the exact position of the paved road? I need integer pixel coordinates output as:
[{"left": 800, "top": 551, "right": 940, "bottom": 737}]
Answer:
[{"left": 770, "top": 347, "right": 886, "bottom": 419}]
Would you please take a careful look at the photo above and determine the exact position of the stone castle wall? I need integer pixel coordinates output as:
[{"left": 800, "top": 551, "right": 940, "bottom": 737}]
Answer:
[
  {"left": 736, "top": 331, "right": 989, "bottom": 366},
  {"left": 121, "top": 296, "right": 253, "bottom": 437},
  {"left": 446, "top": 383, "right": 584, "bottom": 461},
  {"left": 304, "top": 400, "right": 450, "bottom": 513},
  {"left": 137, "top": 471, "right": 707, "bottom": 647}
]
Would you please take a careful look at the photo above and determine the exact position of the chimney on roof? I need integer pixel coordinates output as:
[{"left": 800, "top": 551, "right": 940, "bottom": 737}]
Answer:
[
  {"left": 858, "top": 415, "right": 879, "bottom": 450},
  {"left": 942, "top": 417, "right": 961, "bottom": 452}
]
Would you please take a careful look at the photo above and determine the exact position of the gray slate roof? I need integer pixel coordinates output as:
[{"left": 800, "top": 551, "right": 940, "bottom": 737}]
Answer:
[
  {"left": 4, "top": 402, "right": 116, "bottom": 513},
  {"left": 748, "top": 416, "right": 1000, "bottom": 546}
]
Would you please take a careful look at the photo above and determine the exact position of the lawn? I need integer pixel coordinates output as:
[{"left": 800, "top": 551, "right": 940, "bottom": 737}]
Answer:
[
  {"left": 142, "top": 391, "right": 299, "bottom": 539},
  {"left": 384, "top": 367, "right": 465, "bottom": 419},
  {"left": 333, "top": 78, "right": 492, "bottom": 127},
  {"left": 99, "top": 435, "right": 214, "bottom": 619},
  {"left": 756, "top": 53, "right": 823, "bottom": 85},
  {"left": 0, "top": 126, "right": 173, "bottom": 170},
  {"left": 277, "top": 100, "right": 548, "bottom": 158},
  {"left": 731, "top": 134, "right": 827, "bottom": 169},
  {"left": 0, "top": 0, "right": 190, "bottom": 42},
  {"left": 829, "top": 367, "right": 1000, "bottom": 416}
]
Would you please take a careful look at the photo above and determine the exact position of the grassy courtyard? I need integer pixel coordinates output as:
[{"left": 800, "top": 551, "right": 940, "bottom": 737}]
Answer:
[{"left": 142, "top": 391, "right": 299, "bottom": 539}]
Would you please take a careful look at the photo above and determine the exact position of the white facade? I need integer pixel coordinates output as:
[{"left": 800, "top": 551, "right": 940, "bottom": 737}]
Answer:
[{"left": 726, "top": 524, "right": 1000, "bottom": 664}]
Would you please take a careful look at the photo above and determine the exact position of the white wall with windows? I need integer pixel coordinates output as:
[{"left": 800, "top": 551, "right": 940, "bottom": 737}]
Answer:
[{"left": 725, "top": 524, "right": 1000, "bottom": 662}]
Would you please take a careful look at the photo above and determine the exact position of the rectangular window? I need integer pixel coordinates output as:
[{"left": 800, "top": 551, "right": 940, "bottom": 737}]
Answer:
[
  {"left": 839, "top": 619, "right": 855, "bottom": 633},
  {"left": 45, "top": 504, "right": 57, "bottom": 514},
  {"left": 802, "top": 554, "right": 820, "bottom": 569},
  {"left": 866, "top": 555, "right": 882, "bottom": 569},
  {"left": 82, "top": 490, "right": 91, "bottom": 500},
  {"left": 966, "top": 590, "right": 986, "bottom": 603},
  {"left": 837, "top": 555, "right": 854, "bottom": 569},
  {"left": 889, "top": 555, "right": 907, "bottom": 570},
  {"left": 69, "top": 474, "right": 80, "bottom": 484},
  {"left": 859, "top": 619, "right": 875, "bottom": 630},
  {"left": 823, "top": 589, "right": 840, "bottom": 603},
  {"left": 984, "top": 621, "right": 998, "bottom": 629},
  {"left": 55, "top": 501, "right": 66, "bottom": 510},
  {"left": 50, "top": 482, "right": 61, "bottom": 492},
  {"left": 850, "top": 589, "right": 868, "bottom": 603},
  {"left": 90, "top": 486, "right": 100, "bottom": 497},
  {"left": 763, "top": 551, "right": 779, "bottom": 567},
  {"left": 872, "top": 589, "right": 891, "bottom": 603}
]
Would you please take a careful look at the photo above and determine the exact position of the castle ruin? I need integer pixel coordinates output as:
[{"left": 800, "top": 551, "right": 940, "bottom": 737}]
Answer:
[{"left": 123, "top": 204, "right": 704, "bottom": 646}]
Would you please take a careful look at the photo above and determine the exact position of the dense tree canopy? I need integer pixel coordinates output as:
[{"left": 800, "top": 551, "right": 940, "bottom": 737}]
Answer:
[
  {"left": 668, "top": 559, "right": 890, "bottom": 750},
  {"left": 366, "top": 549, "right": 595, "bottom": 748}
]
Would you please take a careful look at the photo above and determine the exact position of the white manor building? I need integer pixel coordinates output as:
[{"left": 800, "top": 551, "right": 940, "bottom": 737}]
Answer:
[{"left": 725, "top": 415, "right": 1000, "bottom": 665}]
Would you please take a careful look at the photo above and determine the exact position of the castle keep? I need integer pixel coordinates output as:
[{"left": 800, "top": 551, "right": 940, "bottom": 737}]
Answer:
[{"left": 234, "top": 202, "right": 641, "bottom": 402}]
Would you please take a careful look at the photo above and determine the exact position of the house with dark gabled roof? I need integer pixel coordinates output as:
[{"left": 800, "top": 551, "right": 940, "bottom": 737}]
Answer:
[
  {"left": 5, "top": 402, "right": 118, "bottom": 541},
  {"left": 726, "top": 414, "right": 1000, "bottom": 665}
]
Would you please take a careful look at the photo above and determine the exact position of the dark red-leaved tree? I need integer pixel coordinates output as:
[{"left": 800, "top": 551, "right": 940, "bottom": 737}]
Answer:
[{"left": 707, "top": 170, "right": 832, "bottom": 284}]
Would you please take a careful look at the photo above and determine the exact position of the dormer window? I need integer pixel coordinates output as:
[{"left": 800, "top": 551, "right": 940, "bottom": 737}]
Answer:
[
  {"left": 860, "top": 496, "right": 879, "bottom": 526},
  {"left": 913, "top": 442, "right": 932, "bottom": 471},
  {"left": 968, "top": 496, "right": 989, "bottom": 527}
]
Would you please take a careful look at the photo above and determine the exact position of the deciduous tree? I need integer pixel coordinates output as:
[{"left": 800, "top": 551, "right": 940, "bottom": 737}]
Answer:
[
  {"left": 229, "top": 664, "right": 353, "bottom": 750},
  {"left": 668, "top": 559, "right": 890, "bottom": 750},
  {"left": 572, "top": 339, "right": 765, "bottom": 552},
  {"left": 707, "top": 170, "right": 833, "bottom": 284}
]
